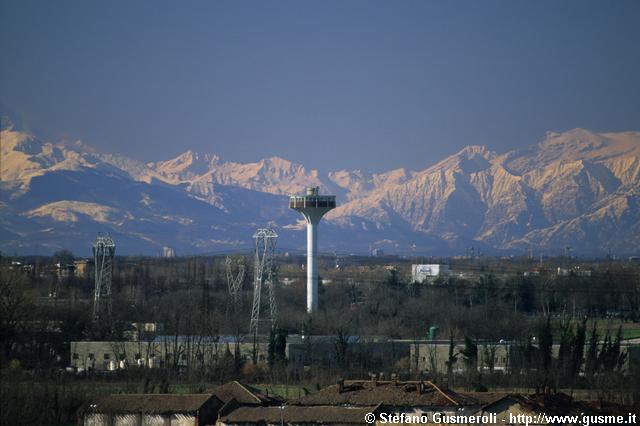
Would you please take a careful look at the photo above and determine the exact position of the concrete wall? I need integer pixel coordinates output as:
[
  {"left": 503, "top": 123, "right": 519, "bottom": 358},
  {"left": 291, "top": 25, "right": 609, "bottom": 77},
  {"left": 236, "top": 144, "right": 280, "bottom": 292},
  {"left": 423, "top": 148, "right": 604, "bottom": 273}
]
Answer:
[
  {"left": 287, "top": 341, "right": 410, "bottom": 371},
  {"left": 410, "top": 342, "right": 510, "bottom": 375},
  {"left": 83, "top": 413, "right": 194, "bottom": 426}
]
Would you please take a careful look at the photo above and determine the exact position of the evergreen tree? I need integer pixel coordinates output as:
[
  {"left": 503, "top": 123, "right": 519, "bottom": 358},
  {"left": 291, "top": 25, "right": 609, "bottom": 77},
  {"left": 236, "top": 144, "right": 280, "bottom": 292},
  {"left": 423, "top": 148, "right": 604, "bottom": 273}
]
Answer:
[
  {"left": 571, "top": 318, "right": 587, "bottom": 377},
  {"left": 585, "top": 322, "right": 599, "bottom": 377},
  {"left": 557, "top": 322, "right": 574, "bottom": 379},
  {"left": 445, "top": 333, "right": 458, "bottom": 384},
  {"left": 268, "top": 327, "right": 287, "bottom": 368},
  {"left": 459, "top": 336, "right": 478, "bottom": 387},
  {"left": 537, "top": 317, "right": 553, "bottom": 373}
]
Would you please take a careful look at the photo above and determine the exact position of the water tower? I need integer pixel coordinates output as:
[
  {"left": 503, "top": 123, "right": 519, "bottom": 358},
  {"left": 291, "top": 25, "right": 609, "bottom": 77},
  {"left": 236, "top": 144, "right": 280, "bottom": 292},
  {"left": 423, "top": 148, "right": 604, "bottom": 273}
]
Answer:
[{"left": 290, "top": 187, "right": 336, "bottom": 313}]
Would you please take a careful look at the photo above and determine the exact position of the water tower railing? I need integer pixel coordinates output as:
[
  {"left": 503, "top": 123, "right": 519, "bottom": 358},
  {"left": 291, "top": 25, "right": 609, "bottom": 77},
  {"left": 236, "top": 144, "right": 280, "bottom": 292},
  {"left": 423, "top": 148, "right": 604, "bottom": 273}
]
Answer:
[{"left": 289, "top": 195, "right": 336, "bottom": 209}]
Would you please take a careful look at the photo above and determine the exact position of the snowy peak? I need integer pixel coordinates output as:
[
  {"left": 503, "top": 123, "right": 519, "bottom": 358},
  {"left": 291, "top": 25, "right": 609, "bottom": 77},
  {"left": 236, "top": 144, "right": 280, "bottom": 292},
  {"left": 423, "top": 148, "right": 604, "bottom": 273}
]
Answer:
[
  {"left": 1, "top": 128, "right": 93, "bottom": 187},
  {"left": 213, "top": 156, "right": 325, "bottom": 196},
  {"left": 499, "top": 128, "right": 640, "bottom": 177},
  {"left": 421, "top": 145, "right": 496, "bottom": 176},
  {"left": 328, "top": 168, "right": 411, "bottom": 201},
  {"left": 150, "top": 150, "right": 221, "bottom": 181}
]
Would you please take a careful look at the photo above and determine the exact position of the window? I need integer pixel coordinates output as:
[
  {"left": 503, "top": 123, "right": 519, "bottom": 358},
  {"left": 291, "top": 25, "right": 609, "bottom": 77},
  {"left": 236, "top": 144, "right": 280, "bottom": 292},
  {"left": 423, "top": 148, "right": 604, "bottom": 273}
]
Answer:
[
  {"left": 72, "top": 353, "right": 79, "bottom": 360},
  {"left": 88, "top": 353, "right": 94, "bottom": 360},
  {"left": 135, "top": 353, "right": 141, "bottom": 360},
  {"left": 104, "top": 353, "right": 110, "bottom": 360}
]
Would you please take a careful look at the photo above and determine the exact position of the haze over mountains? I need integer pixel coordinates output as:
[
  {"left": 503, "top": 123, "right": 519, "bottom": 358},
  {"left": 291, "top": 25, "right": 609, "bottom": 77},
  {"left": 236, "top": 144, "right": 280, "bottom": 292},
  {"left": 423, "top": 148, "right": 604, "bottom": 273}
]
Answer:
[{"left": 1, "top": 119, "right": 639, "bottom": 256}]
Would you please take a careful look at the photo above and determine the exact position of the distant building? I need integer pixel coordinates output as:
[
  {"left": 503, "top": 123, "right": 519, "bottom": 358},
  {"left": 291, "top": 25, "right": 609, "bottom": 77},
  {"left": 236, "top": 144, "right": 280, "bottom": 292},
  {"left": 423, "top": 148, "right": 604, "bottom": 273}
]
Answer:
[
  {"left": 410, "top": 340, "right": 638, "bottom": 375},
  {"left": 411, "top": 264, "right": 450, "bottom": 283},
  {"left": 123, "top": 322, "right": 164, "bottom": 341},
  {"left": 163, "top": 246, "right": 176, "bottom": 258},
  {"left": 557, "top": 267, "right": 592, "bottom": 277},
  {"left": 371, "top": 248, "right": 384, "bottom": 257},
  {"left": 70, "top": 338, "right": 273, "bottom": 372},
  {"left": 69, "top": 335, "right": 410, "bottom": 373},
  {"left": 56, "top": 262, "right": 76, "bottom": 280},
  {"left": 74, "top": 259, "right": 89, "bottom": 278},
  {"left": 281, "top": 277, "right": 298, "bottom": 286},
  {"left": 9, "top": 261, "right": 34, "bottom": 273}
]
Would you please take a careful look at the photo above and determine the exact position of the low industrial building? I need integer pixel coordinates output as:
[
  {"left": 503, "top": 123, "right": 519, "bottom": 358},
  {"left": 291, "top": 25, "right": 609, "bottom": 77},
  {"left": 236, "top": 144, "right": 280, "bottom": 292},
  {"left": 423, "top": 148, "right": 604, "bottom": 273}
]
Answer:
[
  {"left": 69, "top": 335, "right": 410, "bottom": 373},
  {"left": 409, "top": 340, "right": 639, "bottom": 376},
  {"left": 70, "top": 338, "right": 271, "bottom": 372},
  {"left": 286, "top": 335, "right": 410, "bottom": 373},
  {"left": 410, "top": 340, "right": 510, "bottom": 375},
  {"left": 70, "top": 336, "right": 639, "bottom": 377}
]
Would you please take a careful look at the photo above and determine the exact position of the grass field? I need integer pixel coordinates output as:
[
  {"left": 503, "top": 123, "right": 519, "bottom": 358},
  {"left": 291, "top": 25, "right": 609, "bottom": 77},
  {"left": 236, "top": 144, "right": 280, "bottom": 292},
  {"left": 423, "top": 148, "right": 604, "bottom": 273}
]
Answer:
[
  {"left": 254, "top": 384, "right": 313, "bottom": 399},
  {"left": 553, "top": 319, "right": 640, "bottom": 341}
]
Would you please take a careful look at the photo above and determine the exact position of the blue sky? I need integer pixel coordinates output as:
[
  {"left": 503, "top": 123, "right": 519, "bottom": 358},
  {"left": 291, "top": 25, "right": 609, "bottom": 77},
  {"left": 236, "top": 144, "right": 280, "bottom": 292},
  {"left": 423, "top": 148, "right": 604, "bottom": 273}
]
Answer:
[{"left": 1, "top": 0, "right": 639, "bottom": 173}]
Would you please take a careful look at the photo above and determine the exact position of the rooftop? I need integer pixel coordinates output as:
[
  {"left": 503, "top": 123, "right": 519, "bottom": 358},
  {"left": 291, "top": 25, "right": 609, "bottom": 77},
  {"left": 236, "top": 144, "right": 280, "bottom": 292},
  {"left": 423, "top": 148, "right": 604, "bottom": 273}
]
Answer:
[
  {"left": 290, "top": 380, "right": 479, "bottom": 408},
  {"left": 219, "top": 404, "right": 382, "bottom": 424},
  {"left": 480, "top": 393, "right": 601, "bottom": 417},
  {"left": 81, "top": 393, "right": 221, "bottom": 415},
  {"left": 212, "top": 381, "right": 284, "bottom": 406}
]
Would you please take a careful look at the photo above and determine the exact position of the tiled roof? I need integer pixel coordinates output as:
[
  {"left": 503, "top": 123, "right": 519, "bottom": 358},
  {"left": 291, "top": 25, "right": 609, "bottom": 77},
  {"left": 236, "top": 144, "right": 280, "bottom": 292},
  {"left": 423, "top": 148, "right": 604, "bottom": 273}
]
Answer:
[
  {"left": 82, "top": 393, "right": 221, "bottom": 414},
  {"left": 213, "top": 381, "right": 284, "bottom": 406},
  {"left": 290, "top": 381, "right": 478, "bottom": 407},
  {"left": 220, "top": 404, "right": 381, "bottom": 424}
]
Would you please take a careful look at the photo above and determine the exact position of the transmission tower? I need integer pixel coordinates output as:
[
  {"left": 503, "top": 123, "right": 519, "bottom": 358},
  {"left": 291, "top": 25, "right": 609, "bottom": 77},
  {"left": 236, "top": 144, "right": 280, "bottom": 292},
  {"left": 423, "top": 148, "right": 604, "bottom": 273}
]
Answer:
[
  {"left": 93, "top": 234, "right": 115, "bottom": 321},
  {"left": 249, "top": 228, "right": 278, "bottom": 339},
  {"left": 225, "top": 256, "right": 246, "bottom": 304}
]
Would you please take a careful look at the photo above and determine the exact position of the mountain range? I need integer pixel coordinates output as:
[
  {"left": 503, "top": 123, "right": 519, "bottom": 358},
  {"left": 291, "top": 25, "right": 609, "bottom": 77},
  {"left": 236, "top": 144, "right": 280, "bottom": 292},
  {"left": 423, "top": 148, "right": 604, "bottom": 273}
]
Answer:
[{"left": 1, "top": 119, "right": 639, "bottom": 256}]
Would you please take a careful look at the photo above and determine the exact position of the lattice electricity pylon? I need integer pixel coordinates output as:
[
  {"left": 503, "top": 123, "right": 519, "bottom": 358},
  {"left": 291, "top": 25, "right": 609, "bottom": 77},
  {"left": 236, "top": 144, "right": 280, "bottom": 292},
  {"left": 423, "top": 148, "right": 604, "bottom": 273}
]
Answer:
[
  {"left": 225, "top": 256, "right": 246, "bottom": 304},
  {"left": 249, "top": 228, "right": 278, "bottom": 338},
  {"left": 93, "top": 234, "right": 115, "bottom": 321}
]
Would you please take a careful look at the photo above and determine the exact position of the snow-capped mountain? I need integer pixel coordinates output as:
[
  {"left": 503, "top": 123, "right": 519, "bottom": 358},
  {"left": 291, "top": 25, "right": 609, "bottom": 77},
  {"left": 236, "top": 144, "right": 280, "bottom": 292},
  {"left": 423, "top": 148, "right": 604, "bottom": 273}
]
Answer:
[
  {"left": 1, "top": 122, "right": 639, "bottom": 256},
  {"left": 328, "top": 129, "right": 640, "bottom": 254}
]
